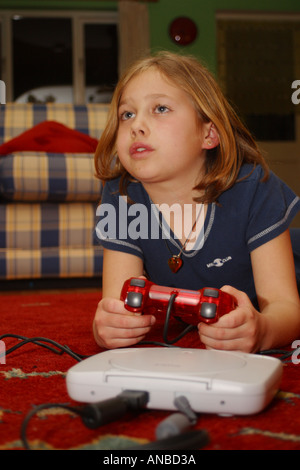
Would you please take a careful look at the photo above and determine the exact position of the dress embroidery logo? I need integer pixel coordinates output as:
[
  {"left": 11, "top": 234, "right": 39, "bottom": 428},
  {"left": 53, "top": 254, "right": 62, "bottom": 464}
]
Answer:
[{"left": 207, "top": 256, "right": 232, "bottom": 268}]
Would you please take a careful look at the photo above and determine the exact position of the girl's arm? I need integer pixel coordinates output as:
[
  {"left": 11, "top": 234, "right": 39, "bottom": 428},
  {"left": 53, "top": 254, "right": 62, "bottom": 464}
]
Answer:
[
  {"left": 198, "top": 229, "right": 300, "bottom": 352},
  {"left": 251, "top": 228, "right": 300, "bottom": 350},
  {"left": 93, "top": 248, "right": 156, "bottom": 349}
]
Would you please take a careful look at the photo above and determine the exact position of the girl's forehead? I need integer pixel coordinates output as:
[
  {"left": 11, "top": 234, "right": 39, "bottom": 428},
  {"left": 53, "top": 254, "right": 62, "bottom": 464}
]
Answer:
[{"left": 119, "top": 69, "right": 183, "bottom": 103}]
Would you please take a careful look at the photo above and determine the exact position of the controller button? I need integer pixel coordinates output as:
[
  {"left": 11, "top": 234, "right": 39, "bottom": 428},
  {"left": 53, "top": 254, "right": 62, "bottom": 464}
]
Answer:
[
  {"left": 126, "top": 292, "right": 143, "bottom": 308},
  {"left": 130, "top": 278, "right": 146, "bottom": 288},
  {"left": 203, "top": 288, "right": 219, "bottom": 298},
  {"left": 200, "top": 302, "right": 217, "bottom": 319}
]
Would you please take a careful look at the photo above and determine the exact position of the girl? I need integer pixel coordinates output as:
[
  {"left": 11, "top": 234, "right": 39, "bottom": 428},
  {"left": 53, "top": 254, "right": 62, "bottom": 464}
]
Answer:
[{"left": 93, "top": 51, "right": 300, "bottom": 352}]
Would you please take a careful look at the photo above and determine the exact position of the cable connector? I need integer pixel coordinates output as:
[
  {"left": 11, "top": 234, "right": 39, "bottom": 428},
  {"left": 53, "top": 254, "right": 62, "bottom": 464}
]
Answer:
[
  {"left": 155, "top": 395, "right": 198, "bottom": 440},
  {"left": 80, "top": 390, "right": 149, "bottom": 429},
  {"left": 174, "top": 395, "right": 198, "bottom": 424}
]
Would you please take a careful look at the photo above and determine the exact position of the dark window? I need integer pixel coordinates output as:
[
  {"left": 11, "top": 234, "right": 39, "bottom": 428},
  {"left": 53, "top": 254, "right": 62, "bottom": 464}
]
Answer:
[
  {"left": 13, "top": 17, "right": 72, "bottom": 100},
  {"left": 84, "top": 23, "right": 118, "bottom": 89},
  {"left": 12, "top": 16, "right": 118, "bottom": 103}
]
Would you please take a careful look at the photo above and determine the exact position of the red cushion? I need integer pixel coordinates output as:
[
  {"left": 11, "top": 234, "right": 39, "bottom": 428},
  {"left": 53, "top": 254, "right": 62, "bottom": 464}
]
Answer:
[{"left": 0, "top": 120, "right": 98, "bottom": 155}]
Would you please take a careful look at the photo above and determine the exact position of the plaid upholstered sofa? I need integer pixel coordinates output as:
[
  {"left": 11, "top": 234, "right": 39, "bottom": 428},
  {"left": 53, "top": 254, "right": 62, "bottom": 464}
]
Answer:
[{"left": 0, "top": 103, "right": 109, "bottom": 280}]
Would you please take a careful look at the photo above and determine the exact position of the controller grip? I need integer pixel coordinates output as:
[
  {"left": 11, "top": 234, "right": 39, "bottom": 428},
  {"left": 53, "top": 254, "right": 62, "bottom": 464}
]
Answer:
[
  {"left": 120, "top": 278, "right": 154, "bottom": 312},
  {"left": 198, "top": 288, "right": 236, "bottom": 323}
]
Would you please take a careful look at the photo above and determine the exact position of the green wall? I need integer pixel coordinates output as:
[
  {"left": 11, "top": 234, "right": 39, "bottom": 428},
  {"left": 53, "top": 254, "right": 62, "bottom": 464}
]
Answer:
[{"left": 147, "top": 0, "right": 300, "bottom": 72}]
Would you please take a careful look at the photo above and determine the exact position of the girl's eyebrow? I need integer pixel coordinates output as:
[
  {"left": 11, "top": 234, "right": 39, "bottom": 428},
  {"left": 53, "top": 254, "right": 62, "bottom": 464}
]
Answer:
[
  {"left": 119, "top": 93, "right": 172, "bottom": 108},
  {"left": 146, "top": 93, "right": 171, "bottom": 100}
]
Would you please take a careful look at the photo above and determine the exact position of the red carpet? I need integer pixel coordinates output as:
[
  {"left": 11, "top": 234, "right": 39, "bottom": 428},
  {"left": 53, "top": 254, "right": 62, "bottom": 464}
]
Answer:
[{"left": 1, "top": 290, "right": 300, "bottom": 451}]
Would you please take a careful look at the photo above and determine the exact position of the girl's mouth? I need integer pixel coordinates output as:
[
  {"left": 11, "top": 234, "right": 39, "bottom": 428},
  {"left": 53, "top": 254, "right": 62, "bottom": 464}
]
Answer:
[{"left": 129, "top": 142, "right": 154, "bottom": 157}]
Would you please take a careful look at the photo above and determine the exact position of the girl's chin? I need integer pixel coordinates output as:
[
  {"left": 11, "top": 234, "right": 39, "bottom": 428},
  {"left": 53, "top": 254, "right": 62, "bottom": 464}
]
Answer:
[{"left": 126, "top": 169, "right": 162, "bottom": 184}]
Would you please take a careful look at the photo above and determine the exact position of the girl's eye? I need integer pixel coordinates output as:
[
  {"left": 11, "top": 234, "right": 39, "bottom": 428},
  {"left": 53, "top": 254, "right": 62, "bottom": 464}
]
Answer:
[
  {"left": 154, "top": 105, "right": 169, "bottom": 114},
  {"left": 120, "top": 110, "right": 135, "bottom": 121}
]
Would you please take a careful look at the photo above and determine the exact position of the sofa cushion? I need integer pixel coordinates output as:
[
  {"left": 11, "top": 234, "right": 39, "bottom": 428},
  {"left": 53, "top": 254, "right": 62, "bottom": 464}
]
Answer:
[
  {"left": 0, "top": 103, "right": 109, "bottom": 144},
  {"left": 0, "top": 201, "right": 99, "bottom": 250},
  {"left": 0, "top": 103, "right": 108, "bottom": 202},
  {"left": 0, "top": 201, "right": 103, "bottom": 279},
  {"left": 0, "top": 152, "right": 102, "bottom": 201}
]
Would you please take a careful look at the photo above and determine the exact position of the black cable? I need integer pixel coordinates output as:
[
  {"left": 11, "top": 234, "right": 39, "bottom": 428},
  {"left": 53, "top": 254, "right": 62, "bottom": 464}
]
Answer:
[
  {"left": 1, "top": 333, "right": 64, "bottom": 356},
  {"left": 1, "top": 291, "right": 197, "bottom": 359},
  {"left": 258, "top": 347, "right": 300, "bottom": 362},
  {"left": 21, "top": 403, "right": 81, "bottom": 450},
  {"left": 258, "top": 348, "right": 291, "bottom": 356},
  {"left": 21, "top": 390, "right": 149, "bottom": 450},
  {"left": 0, "top": 334, "right": 88, "bottom": 362},
  {"left": 163, "top": 293, "right": 195, "bottom": 345},
  {"left": 80, "top": 390, "right": 149, "bottom": 429},
  {"left": 139, "top": 340, "right": 178, "bottom": 347},
  {"left": 21, "top": 395, "right": 208, "bottom": 451}
]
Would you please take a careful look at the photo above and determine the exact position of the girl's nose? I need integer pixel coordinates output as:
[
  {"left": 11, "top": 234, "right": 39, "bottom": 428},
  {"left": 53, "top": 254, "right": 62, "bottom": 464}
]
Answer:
[
  {"left": 131, "top": 126, "right": 144, "bottom": 137},
  {"left": 130, "top": 115, "right": 148, "bottom": 137}
]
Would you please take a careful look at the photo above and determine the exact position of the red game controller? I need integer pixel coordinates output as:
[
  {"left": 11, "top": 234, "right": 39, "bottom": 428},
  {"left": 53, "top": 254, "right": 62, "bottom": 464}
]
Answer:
[{"left": 120, "top": 277, "right": 237, "bottom": 325}]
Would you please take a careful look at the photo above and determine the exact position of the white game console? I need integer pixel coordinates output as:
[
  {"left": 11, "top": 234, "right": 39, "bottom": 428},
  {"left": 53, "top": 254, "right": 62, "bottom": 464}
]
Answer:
[{"left": 66, "top": 347, "right": 283, "bottom": 416}]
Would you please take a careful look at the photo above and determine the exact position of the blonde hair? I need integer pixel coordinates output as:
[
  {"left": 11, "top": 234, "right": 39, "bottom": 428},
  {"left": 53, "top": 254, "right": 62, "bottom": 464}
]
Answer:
[{"left": 94, "top": 51, "right": 268, "bottom": 203}]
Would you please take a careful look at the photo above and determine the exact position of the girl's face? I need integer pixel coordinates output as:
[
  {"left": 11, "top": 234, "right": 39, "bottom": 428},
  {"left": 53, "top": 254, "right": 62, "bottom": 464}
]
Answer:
[{"left": 116, "top": 69, "right": 211, "bottom": 194}]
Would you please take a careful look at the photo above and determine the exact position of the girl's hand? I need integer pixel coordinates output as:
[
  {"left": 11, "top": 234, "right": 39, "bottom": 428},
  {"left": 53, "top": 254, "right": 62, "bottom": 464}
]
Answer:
[
  {"left": 93, "top": 297, "right": 156, "bottom": 349},
  {"left": 198, "top": 285, "right": 264, "bottom": 353}
]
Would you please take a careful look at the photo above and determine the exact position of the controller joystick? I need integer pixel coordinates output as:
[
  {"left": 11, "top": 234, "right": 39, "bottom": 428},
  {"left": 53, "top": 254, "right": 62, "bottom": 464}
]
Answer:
[{"left": 120, "top": 278, "right": 237, "bottom": 325}]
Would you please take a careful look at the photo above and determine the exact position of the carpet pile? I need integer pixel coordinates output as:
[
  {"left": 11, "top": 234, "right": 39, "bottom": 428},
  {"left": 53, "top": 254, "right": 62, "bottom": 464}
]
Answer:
[{"left": 1, "top": 290, "right": 300, "bottom": 451}]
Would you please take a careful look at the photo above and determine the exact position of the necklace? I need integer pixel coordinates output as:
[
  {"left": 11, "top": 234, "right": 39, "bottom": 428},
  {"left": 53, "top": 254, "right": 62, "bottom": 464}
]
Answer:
[{"left": 164, "top": 204, "right": 204, "bottom": 273}]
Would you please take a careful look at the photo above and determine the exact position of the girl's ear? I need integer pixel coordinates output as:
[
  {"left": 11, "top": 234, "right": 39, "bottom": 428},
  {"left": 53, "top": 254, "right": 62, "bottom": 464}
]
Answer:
[{"left": 202, "top": 123, "right": 220, "bottom": 149}]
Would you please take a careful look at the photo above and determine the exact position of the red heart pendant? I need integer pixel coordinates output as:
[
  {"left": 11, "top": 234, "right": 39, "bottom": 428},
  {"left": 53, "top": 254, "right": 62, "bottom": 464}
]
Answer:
[{"left": 168, "top": 256, "right": 183, "bottom": 273}]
